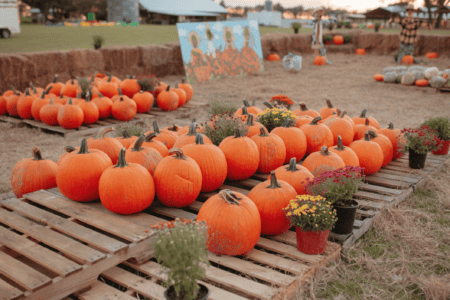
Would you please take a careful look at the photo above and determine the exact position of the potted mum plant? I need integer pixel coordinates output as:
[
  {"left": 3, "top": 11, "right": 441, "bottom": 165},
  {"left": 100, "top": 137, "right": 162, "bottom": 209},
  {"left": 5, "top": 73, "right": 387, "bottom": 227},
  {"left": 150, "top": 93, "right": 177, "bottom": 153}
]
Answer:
[
  {"left": 150, "top": 218, "right": 211, "bottom": 300},
  {"left": 257, "top": 104, "right": 297, "bottom": 132},
  {"left": 291, "top": 22, "right": 302, "bottom": 34},
  {"left": 421, "top": 117, "right": 450, "bottom": 155},
  {"left": 283, "top": 195, "right": 337, "bottom": 255},
  {"left": 304, "top": 166, "right": 365, "bottom": 235},
  {"left": 401, "top": 125, "right": 441, "bottom": 169}
]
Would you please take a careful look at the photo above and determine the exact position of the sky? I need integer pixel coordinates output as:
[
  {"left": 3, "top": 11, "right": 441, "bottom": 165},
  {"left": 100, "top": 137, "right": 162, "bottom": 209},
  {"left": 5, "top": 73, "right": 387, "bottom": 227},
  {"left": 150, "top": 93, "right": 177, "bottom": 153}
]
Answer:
[{"left": 217, "top": 0, "right": 417, "bottom": 13}]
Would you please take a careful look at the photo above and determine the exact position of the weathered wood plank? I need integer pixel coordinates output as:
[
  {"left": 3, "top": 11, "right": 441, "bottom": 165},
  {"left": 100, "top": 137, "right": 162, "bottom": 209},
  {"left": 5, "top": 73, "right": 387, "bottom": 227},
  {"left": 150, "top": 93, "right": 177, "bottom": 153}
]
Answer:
[
  {"left": 377, "top": 168, "right": 422, "bottom": 179},
  {"left": 0, "top": 277, "right": 24, "bottom": 300},
  {"left": 342, "top": 217, "right": 376, "bottom": 248},
  {"left": 359, "top": 183, "right": 403, "bottom": 195},
  {"left": 243, "top": 249, "right": 311, "bottom": 276},
  {"left": 76, "top": 281, "right": 136, "bottom": 300},
  {"left": 364, "top": 175, "right": 410, "bottom": 189},
  {"left": 353, "top": 191, "right": 395, "bottom": 202},
  {"left": 370, "top": 172, "right": 421, "bottom": 184}
]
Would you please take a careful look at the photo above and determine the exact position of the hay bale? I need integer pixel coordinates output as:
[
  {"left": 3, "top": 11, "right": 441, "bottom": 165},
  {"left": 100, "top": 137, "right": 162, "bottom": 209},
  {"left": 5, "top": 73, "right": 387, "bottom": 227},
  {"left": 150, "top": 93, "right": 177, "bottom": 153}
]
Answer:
[
  {"left": 164, "top": 42, "right": 184, "bottom": 75},
  {"left": 67, "top": 49, "right": 105, "bottom": 79},
  {"left": 139, "top": 44, "right": 177, "bottom": 77},
  {"left": 289, "top": 34, "right": 312, "bottom": 54},
  {"left": 100, "top": 46, "right": 141, "bottom": 78}
]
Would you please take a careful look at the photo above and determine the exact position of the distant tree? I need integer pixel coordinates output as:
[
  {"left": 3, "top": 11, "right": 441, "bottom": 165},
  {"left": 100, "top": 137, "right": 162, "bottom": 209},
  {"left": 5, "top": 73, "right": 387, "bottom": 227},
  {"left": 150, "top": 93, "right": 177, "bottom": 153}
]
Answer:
[
  {"left": 424, "top": 0, "right": 449, "bottom": 28},
  {"left": 220, "top": 0, "right": 226, "bottom": 8},
  {"left": 273, "top": 2, "right": 284, "bottom": 12}
]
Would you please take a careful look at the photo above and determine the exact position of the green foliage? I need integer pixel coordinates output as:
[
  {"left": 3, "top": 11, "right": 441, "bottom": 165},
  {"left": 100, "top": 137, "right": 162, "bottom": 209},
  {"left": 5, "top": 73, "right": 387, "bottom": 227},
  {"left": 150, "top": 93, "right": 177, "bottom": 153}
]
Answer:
[
  {"left": 343, "top": 35, "right": 352, "bottom": 44},
  {"left": 401, "top": 126, "right": 441, "bottom": 154},
  {"left": 327, "top": 22, "right": 335, "bottom": 31},
  {"left": 375, "top": 22, "right": 381, "bottom": 32},
  {"left": 151, "top": 219, "right": 210, "bottom": 300},
  {"left": 92, "top": 35, "right": 104, "bottom": 49},
  {"left": 76, "top": 76, "right": 91, "bottom": 99},
  {"left": 345, "top": 22, "right": 353, "bottom": 28},
  {"left": 20, "top": 16, "right": 33, "bottom": 24},
  {"left": 113, "top": 122, "right": 148, "bottom": 137},
  {"left": 136, "top": 75, "right": 158, "bottom": 92},
  {"left": 201, "top": 113, "right": 248, "bottom": 146},
  {"left": 291, "top": 22, "right": 302, "bottom": 30},
  {"left": 421, "top": 116, "right": 450, "bottom": 140},
  {"left": 207, "top": 99, "right": 239, "bottom": 118},
  {"left": 336, "top": 22, "right": 344, "bottom": 29},
  {"left": 256, "top": 107, "right": 297, "bottom": 130},
  {"left": 322, "top": 35, "right": 333, "bottom": 43}
]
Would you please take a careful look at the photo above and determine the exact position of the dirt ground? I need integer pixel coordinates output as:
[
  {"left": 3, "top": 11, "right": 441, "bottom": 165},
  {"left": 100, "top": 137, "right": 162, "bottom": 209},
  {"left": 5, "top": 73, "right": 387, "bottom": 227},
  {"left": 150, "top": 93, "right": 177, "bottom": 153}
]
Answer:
[{"left": 1, "top": 53, "right": 449, "bottom": 194}]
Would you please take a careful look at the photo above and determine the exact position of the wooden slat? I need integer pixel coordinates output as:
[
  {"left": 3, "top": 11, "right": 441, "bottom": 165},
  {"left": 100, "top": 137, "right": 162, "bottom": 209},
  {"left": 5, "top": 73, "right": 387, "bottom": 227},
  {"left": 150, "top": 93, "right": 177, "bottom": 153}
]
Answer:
[
  {"left": 1, "top": 199, "right": 128, "bottom": 254},
  {"left": 220, "top": 184, "right": 249, "bottom": 195},
  {"left": 364, "top": 175, "right": 410, "bottom": 189},
  {"left": 149, "top": 202, "right": 198, "bottom": 220},
  {"left": 25, "top": 190, "right": 151, "bottom": 243},
  {"left": 243, "top": 249, "right": 311, "bottom": 276},
  {"left": 207, "top": 251, "right": 296, "bottom": 287},
  {"left": 0, "top": 225, "right": 82, "bottom": 278},
  {"left": 377, "top": 168, "right": 422, "bottom": 178},
  {"left": 22, "top": 120, "right": 71, "bottom": 134},
  {"left": 0, "top": 208, "right": 106, "bottom": 265},
  {"left": 353, "top": 191, "right": 395, "bottom": 203},
  {"left": 0, "top": 277, "right": 24, "bottom": 300},
  {"left": 394, "top": 158, "right": 441, "bottom": 168},
  {"left": 359, "top": 183, "right": 403, "bottom": 195},
  {"left": 76, "top": 281, "right": 136, "bottom": 300},
  {"left": 0, "top": 251, "right": 51, "bottom": 292},
  {"left": 0, "top": 115, "right": 24, "bottom": 125},
  {"left": 228, "top": 178, "right": 264, "bottom": 189},
  {"left": 256, "top": 237, "right": 324, "bottom": 264},
  {"left": 101, "top": 266, "right": 166, "bottom": 300},
  {"left": 251, "top": 173, "right": 269, "bottom": 181},
  {"left": 355, "top": 199, "right": 384, "bottom": 211},
  {"left": 370, "top": 172, "right": 421, "bottom": 184}
]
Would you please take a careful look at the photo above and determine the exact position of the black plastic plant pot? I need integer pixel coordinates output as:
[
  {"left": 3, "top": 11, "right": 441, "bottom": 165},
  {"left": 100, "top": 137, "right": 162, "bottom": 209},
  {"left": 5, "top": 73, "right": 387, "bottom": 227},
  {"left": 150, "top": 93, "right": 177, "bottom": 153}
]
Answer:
[
  {"left": 164, "top": 283, "right": 210, "bottom": 300},
  {"left": 331, "top": 200, "right": 359, "bottom": 235},
  {"left": 409, "top": 149, "right": 427, "bottom": 169}
]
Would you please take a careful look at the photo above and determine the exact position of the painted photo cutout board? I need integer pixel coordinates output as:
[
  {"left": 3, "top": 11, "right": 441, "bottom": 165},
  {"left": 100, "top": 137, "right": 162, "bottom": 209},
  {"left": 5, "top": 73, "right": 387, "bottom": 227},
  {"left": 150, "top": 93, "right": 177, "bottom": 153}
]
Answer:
[{"left": 176, "top": 20, "right": 264, "bottom": 83}]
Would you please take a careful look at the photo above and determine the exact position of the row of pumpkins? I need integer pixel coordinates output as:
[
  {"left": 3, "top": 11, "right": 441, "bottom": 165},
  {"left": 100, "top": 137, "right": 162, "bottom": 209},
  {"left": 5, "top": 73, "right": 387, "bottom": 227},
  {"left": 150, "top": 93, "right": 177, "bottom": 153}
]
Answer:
[
  {"left": 10, "top": 100, "right": 405, "bottom": 256},
  {"left": 0, "top": 74, "right": 194, "bottom": 129},
  {"left": 374, "top": 65, "right": 450, "bottom": 88}
]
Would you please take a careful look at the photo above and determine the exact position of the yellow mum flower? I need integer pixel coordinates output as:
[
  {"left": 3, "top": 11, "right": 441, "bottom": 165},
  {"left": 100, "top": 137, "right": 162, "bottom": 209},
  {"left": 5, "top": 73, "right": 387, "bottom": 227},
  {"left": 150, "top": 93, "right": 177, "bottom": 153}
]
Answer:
[{"left": 274, "top": 118, "right": 279, "bottom": 121}]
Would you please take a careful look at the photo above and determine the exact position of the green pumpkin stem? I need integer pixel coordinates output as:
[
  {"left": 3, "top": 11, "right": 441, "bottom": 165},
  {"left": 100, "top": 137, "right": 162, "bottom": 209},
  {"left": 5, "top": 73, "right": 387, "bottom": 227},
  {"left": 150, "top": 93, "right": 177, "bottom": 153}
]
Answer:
[
  {"left": 368, "top": 130, "right": 377, "bottom": 138},
  {"left": 311, "top": 116, "right": 322, "bottom": 125},
  {"left": 195, "top": 133, "right": 204, "bottom": 145},
  {"left": 243, "top": 99, "right": 250, "bottom": 107},
  {"left": 320, "top": 146, "right": 330, "bottom": 155},
  {"left": 246, "top": 114, "right": 254, "bottom": 126},
  {"left": 32, "top": 148, "right": 44, "bottom": 161},
  {"left": 286, "top": 157, "right": 299, "bottom": 172},
  {"left": 326, "top": 99, "right": 334, "bottom": 108},
  {"left": 49, "top": 98, "right": 54, "bottom": 105},
  {"left": 336, "top": 136, "right": 345, "bottom": 151},
  {"left": 40, "top": 91, "right": 46, "bottom": 99},
  {"left": 234, "top": 128, "right": 243, "bottom": 138},
  {"left": 132, "top": 135, "right": 146, "bottom": 151},
  {"left": 53, "top": 75, "right": 58, "bottom": 83},
  {"left": 107, "top": 74, "right": 112, "bottom": 82},
  {"left": 77, "top": 139, "right": 90, "bottom": 154},
  {"left": 167, "top": 125, "right": 178, "bottom": 132},
  {"left": 299, "top": 102, "right": 308, "bottom": 111},
  {"left": 188, "top": 122, "right": 197, "bottom": 136},
  {"left": 364, "top": 132, "right": 371, "bottom": 141},
  {"left": 219, "top": 189, "right": 241, "bottom": 205},
  {"left": 115, "top": 149, "right": 128, "bottom": 168},
  {"left": 145, "top": 132, "right": 158, "bottom": 142},
  {"left": 153, "top": 121, "right": 160, "bottom": 134},
  {"left": 98, "top": 92, "right": 104, "bottom": 98},
  {"left": 388, "top": 122, "right": 394, "bottom": 130},
  {"left": 118, "top": 88, "right": 124, "bottom": 96},
  {"left": 259, "top": 126, "right": 268, "bottom": 136},
  {"left": 24, "top": 88, "right": 30, "bottom": 96},
  {"left": 71, "top": 79, "right": 74, "bottom": 85},
  {"left": 252, "top": 100, "right": 256, "bottom": 106},
  {"left": 122, "top": 130, "right": 131, "bottom": 139},
  {"left": 169, "top": 148, "right": 187, "bottom": 160},
  {"left": 360, "top": 109, "right": 367, "bottom": 118},
  {"left": 45, "top": 86, "right": 53, "bottom": 95},
  {"left": 85, "top": 92, "right": 91, "bottom": 102},
  {"left": 241, "top": 106, "right": 249, "bottom": 115},
  {"left": 365, "top": 118, "right": 370, "bottom": 126},
  {"left": 268, "top": 171, "right": 281, "bottom": 189},
  {"left": 263, "top": 102, "right": 273, "bottom": 109}
]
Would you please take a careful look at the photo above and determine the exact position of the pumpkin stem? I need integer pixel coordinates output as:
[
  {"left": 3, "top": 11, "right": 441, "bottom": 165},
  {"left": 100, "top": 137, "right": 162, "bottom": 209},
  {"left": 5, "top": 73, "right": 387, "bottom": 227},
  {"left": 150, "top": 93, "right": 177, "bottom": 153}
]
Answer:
[
  {"left": 299, "top": 102, "right": 308, "bottom": 111},
  {"left": 76, "top": 92, "right": 81, "bottom": 99},
  {"left": 118, "top": 88, "right": 124, "bottom": 97},
  {"left": 365, "top": 118, "right": 370, "bottom": 126},
  {"left": 64, "top": 146, "right": 76, "bottom": 153},
  {"left": 24, "top": 88, "right": 30, "bottom": 96},
  {"left": 311, "top": 116, "right": 322, "bottom": 125},
  {"left": 49, "top": 98, "right": 54, "bottom": 105},
  {"left": 243, "top": 99, "right": 250, "bottom": 107},
  {"left": 320, "top": 146, "right": 330, "bottom": 155},
  {"left": 181, "top": 78, "right": 186, "bottom": 84},
  {"left": 169, "top": 148, "right": 187, "bottom": 160},
  {"left": 101, "top": 127, "right": 114, "bottom": 139},
  {"left": 10, "top": 85, "right": 16, "bottom": 92},
  {"left": 218, "top": 189, "right": 241, "bottom": 205},
  {"left": 259, "top": 126, "right": 268, "bottom": 136},
  {"left": 326, "top": 99, "right": 333, "bottom": 108},
  {"left": 167, "top": 125, "right": 178, "bottom": 132},
  {"left": 145, "top": 132, "right": 158, "bottom": 142},
  {"left": 340, "top": 111, "right": 347, "bottom": 118},
  {"left": 166, "top": 85, "right": 170, "bottom": 92},
  {"left": 388, "top": 122, "right": 394, "bottom": 130},
  {"left": 115, "top": 148, "right": 128, "bottom": 168},
  {"left": 31, "top": 148, "right": 44, "bottom": 161},
  {"left": 360, "top": 109, "right": 367, "bottom": 118},
  {"left": 40, "top": 91, "right": 46, "bottom": 99},
  {"left": 52, "top": 75, "right": 58, "bottom": 83},
  {"left": 71, "top": 79, "right": 74, "bottom": 85},
  {"left": 241, "top": 106, "right": 249, "bottom": 115},
  {"left": 132, "top": 135, "right": 146, "bottom": 151},
  {"left": 286, "top": 157, "right": 299, "bottom": 172},
  {"left": 195, "top": 133, "right": 204, "bottom": 145},
  {"left": 364, "top": 132, "right": 371, "bottom": 141},
  {"left": 153, "top": 121, "right": 160, "bottom": 134},
  {"left": 98, "top": 92, "right": 104, "bottom": 98},
  {"left": 234, "top": 128, "right": 243, "bottom": 138},
  {"left": 85, "top": 92, "right": 91, "bottom": 102},
  {"left": 107, "top": 74, "right": 112, "bottom": 82},
  {"left": 77, "top": 139, "right": 90, "bottom": 154},
  {"left": 45, "top": 86, "right": 52, "bottom": 95},
  {"left": 368, "top": 130, "right": 377, "bottom": 138},
  {"left": 268, "top": 171, "right": 281, "bottom": 189},
  {"left": 122, "top": 130, "right": 131, "bottom": 139},
  {"left": 187, "top": 122, "right": 197, "bottom": 136},
  {"left": 282, "top": 119, "right": 292, "bottom": 128},
  {"left": 246, "top": 114, "right": 254, "bottom": 126},
  {"left": 263, "top": 102, "right": 273, "bottom": 109},
  {"left": 67, "top": 98, "right": 73, "bottom": 105},
  {"left": 336, "top": 136, "right": 345, "bottom": 150}
]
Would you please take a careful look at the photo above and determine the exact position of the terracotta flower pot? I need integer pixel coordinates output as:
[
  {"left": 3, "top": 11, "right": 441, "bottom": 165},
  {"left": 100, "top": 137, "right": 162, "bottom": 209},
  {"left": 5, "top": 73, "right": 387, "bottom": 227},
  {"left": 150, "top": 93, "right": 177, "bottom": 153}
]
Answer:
[
  {"left": 295, "top": 227, "right": 329, "bottom": 255},
  {"left": 432, "top": 140, "right": 450, "bottom": 155}
]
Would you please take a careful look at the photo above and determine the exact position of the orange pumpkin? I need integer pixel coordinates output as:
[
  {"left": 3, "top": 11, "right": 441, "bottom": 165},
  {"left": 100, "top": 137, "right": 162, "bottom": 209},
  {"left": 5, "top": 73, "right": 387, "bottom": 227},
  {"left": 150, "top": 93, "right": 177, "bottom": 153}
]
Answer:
[
  {"left": 267, "top": 53, "right": 281, "bottom": 61},
  {"left": 119, "top": 77, "right": 141, "bottom": 98},
  {"left": 181, "top": 133, "right": 228, "bottom": 192},
  {"left": 46, "top": 75, "right": 65, "bottom": 97},
  {"left": 132, "top": 133, "right": 169, "bottom": 158},
  {"left": 17, "top": 88, "right": 37, "bottom": 120},
  {"left": 273, "top": 157, "right": 314, "bottom": 195},
  {"left": 377, "top": 122, "right": 404, "bottom": 160},
  {"left": 356, "top": 49, "right": 366, "bottom": 55},
  {"left": 246, "top": 114, "right": 266, "bottom": 138},
  {"left": 31, "top": 90, "right": 53, "bottom": 121},
  {"left": 78, "top": 93, "right": 99, "bottom": 125},
  {"left": 401, "top": 55, "right": 414, "bottom": 64},
  {"left": 234, "top": 99, "right": 263, "bottom": 116},
  {"left": 97, "top": 75, "right": 119, "bottom": 99},
  {"left": 0, "top": 95, "right": 6, "bottom": 115},
  {"left": 111, "top": 95, "right": 137, "bottom": 121},
  {"left": 234, "top": 106, "right": 254, "bottom": 123},
  {"left": 329, "top": 136, "right": 360, "bottom": 167},
  {"left": 178, "top": 79, "right": 194, "bottom": 102},
  {"left": 352, "top": 109, "right": 380, "bottom": 129},
  {"left": 314, "top": 55, "right": 327, "bottom": 66},
  {"left": 425, "top": 52, "right": 438, "bottom": 59},
  {"left": 157, "top": 86, "right": 179, "bottom": 111},
  {"left": 271, "top": 119, "right": 307, "bottom": 163},
  {"left": 173, "top": 122, "right": 212, "bottom": 149},
  {"left": 415, "top": 79, "right": 429, "bottom": 87},
  {"left": 91, "top": 92, "right": 113, "bottom": 119},
  {"left": 299, "top": 116, "right": 334, "bottom": 155},
  {"left": 57, "top": 98, "right": 84, "bottom": 129},
  {"left": 251, "top": 127, "right": 286, "bottom": 174},
  {"left": 57, "top": 139, "right": 113, "bottom": 202},
  {"left": 172, "top": 87, "right": 187, "bottom": 107},
  {"left": 132, "top": 91, "right": 154, "bottom": 113},
  {"left": 302, "top": 146, "right": 346, "bottom": 177},
  {"left": 319, "top": 99, "right": 338, "bottom": 120},
  {"left": 196, "top": 189, "right": 261, "bottom": 256},
  {"left": 5, "top": 91, "right": 22, "bottom": 117},
  {"left": 248, "top": 171, "right": 297, "bottom": 235},
  {"left": 60, "top": 79, "right": 81, "bottom": 98},
  {"left": 374, "top": 74, "right": 384, "bottom": 82},
  {"left": 219, "top": 128, "right": 259, "bottom": 180},
  {"left": 87, "top": 128, "right": 123, "bottom": 164},
  {"left": 125, "top": 135, "right": 163, "bottom": 177},
  {"left": 11, "top": 148, "right": 58, "bottom": 198},
  {"left": 145, "top": 120, "right": 178, "bottom": 150},
  {"left": 333, "top": 35, "right": 344, "bottom": 45},
  {"left": 349, "top": 132, "right": 383, "bottom": 175},
  {"left": 324, "top": 111, "right": 355, "bottom": 146},
  {"left": 293, "top": 102, "right": 320, "bottom": 118},
  {"left": 115, "top": 130, "right": 139, "bottom": 149},
  {"left": 294, "top": 115, "right": 314, "bottom": 128},
  {"left": 354, "top": 118, "right": 378, "bottom": 140},
  {"left": 368, "top": 130, "right": 393, "bottom": 167},
  {"left": 154, "top": 148, "right": 202, "bottom": 208},
  {"left": 57, "top": 146, "right": 78, "bottom": 165},
  {"left": 40, "top": 98, "right": 63, "bottom": 126}
]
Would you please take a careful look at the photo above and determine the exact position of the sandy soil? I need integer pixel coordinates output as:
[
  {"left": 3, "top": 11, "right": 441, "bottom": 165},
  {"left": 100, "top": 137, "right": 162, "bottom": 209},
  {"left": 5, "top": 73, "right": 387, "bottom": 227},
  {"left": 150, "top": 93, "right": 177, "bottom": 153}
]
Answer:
[{"left": 1, "top": 53, "right": 449, "bottom": 194}]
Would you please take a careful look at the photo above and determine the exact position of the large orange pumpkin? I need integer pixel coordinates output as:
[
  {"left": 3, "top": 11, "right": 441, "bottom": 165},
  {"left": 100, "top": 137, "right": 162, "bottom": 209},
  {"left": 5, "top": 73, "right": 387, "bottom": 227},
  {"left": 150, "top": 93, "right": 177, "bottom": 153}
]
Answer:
[
  {"left": 329, "top": 135, "right": 360, "bottom": 167},
  {"left": 349, "top": 132, "right": 384, "bottom": 175},
  {"left": 219, "top": 128, "right": 259, "bottom": 180},
  {"left": 302, "top": 146, "right": 346, "bottom": 177},
  {"left": 273, "top": 157, "right": 314, "bottom": 195},
  {"left": 5, "top": 91, "right": 22, "bottom": 117},
  {"left": 11, "top": 148, "right": 58, "bottom": 198},
  {"left": 248, "top": 171, "right": 297, "bottom": 235},
  {"left": 97, "top": 75, "right": 119, "bottom": 99},
  {"left": 333, "top": 35, "right": 344, "bottom": 45},
  {"left": 293, "top": 102, "right": 320, "bottom": 118},
  {"left": 178, "top": 79, "right": 194, "bottom": 102},
  {"left": 181, "top": 133, "right": 228, "bottom": 192},
  {"left": 171, "top": 87, "right": 187, "bottom": 107},
  {"left": 56, "top": 139, "right": 113, "bottom": 202},
  {"left": 314, "top": 55, "right": 327, "bottom": 66},
  {"left": 197, "top": 189, "right": 261, "bottom": 256},
  {"left": 125, "top": 135, "right": 163, "bottom": 177},
  {"left": 234, "top": 99, "right": 263, "bottom": 116},
  {"left": 251, "top": 127, "right": 286, "bottom": 174},
  {"left": 60, "top": 79, "right": 81, "bottom": 98},
  {"left": 299, "top": 116, "right": 334, "bottom": 155},
  {"left": 46, "top": 75, "right": 65, "bottom": 97},
  {"left": 131, "top": 133, "right": 169, "bottom": 158},
  {"left": 352, "top": 109, "right": 380, "bottom": 129},
  {"left": 154, "top": 148, "right": 202, "bottom": 207},
  {"left": 57, "top": 146, "right": 78, "bottom": 165},
  {"left": 401, "top": 55, "right": 414, "bottom": 64},
  {"left": 246, "top": 114, "right": 266, "bottom": 138},
  {"left": 87, "top": 128, "right": 123, "bottom": 164},
  {"left": 173, "top": 122, "right": 212, "bottom": 149},
  {"left": 319, "top": 99, "right": 338, "bottom": 120},
  {"left": 294, "top": 115, "right": 314, "bottom": 128},
  {"left": 145, "top": 120, "right": 178, "bottom": 150},
  {"left": 157, "top": 86, "right": 179, "bottom": 111},
  {"left": 132, "top": 91, "right": 154, "bottom": 113},
  {"left": 99, "top": 148, "right": 155, "bottom": 215},
  {"left": 77, "top": 93, "right": 99, "bottom": 125},
  {"left": 120, "top": 77, "right": 141, "bottom": 98},
  {"left": 354, "top": 118, "right": 378, "bottom": 140},
  {"left": 324, "top": 111, "right": 355, "bottom": 146},
  {"left": 91, "top": 92, "right": 113, "bottom": 119},
  {"left": 40, "top": 98, "right": 63, "bottom": 126},
  {"left": 271, "top": 119, "right": 307, "bottom": 163},
  {"left": 57, "top": 98, "right": 84, "bottom": 129},
  {"left": 377, "top": 122, "right": 404, "bottom": 160},
  {"left": 0, "top": 95, "right": 6, "bottom": 115},
  {"left": 111, "top": 95, "right": 137, "bottom": 121},
  {"left": 17, "top": 88, "right": 37, "bottom": 120},
  {"left": 368, "top": 130, "right": 393, "bottom": 167}
]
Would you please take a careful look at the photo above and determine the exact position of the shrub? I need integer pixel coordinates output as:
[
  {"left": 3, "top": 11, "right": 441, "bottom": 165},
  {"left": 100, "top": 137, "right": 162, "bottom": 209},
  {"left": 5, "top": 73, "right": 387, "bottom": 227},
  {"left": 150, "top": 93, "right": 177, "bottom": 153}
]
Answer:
[
  {"left": 343, "top": 35, "right": 352, "bottom": 44},
  {"left": 421, "top": 117, "right": 450, "bottom": 141},
  {"left": 345, "top": 22, "right": 352, "bottom": 29},
  {"left": 201, "top": 113, "right": 248, "bottom": 146},
  {"left": 322, "top": 35, "right": 333, "bottom": 43},
  {"left": 113, "top": 122, "right": 148, "bottom": 137},
  {"left": 93, "top": 35, "right": 105, "bottom": 50},
  {"left": 327, "top": 22, "right": 335, "bottom": 31},
  {"left": 207, "top": 99, "right": 239, "bottom": 118},
  {"left": 291, "top": 22, "right": 302, "bottom": 31},
  {"left": 375, "top": 23, "right": 381, "bottom": 32}
]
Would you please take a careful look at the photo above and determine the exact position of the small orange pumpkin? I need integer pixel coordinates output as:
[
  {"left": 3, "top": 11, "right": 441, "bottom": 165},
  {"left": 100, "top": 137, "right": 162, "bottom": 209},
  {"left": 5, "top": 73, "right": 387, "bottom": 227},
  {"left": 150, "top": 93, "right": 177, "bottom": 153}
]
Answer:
[
  {"left": 91, "top": 92, "right": 113, "bottom": 119},
  {"left": 171, "top": 87, "right": 187, "bottom": 107},
  {"left": 314, "top": 55, "right": 327, "bottom": 66},
  {"left": 97, "top": 75, "right": 119, "bottom": 99},
  {"left": 246, "top": 114, "right": 266, "bottom": 138},
  {"left": 329, "top": 136, "right": 360, "bottom": 167},
  {"left": 302, "top": 146, "right": 346, "bottom": 177},
  {"left": 145, "top": 120, "right": 178, "bottom": 150},
  {"left": 115, "top": 130, "right": 139, "bottom": 149},
  {"left": 333, "top": 35, "right": 344, "bottom": 45},
  {"left": 401, "top": 55, "right": 414, "bottom": 64},
  {"left": 0, "top": 95, "right": 7, "bottom": 115},
  {"left": 368, "top": 130, "right": 393, "bottom": 167},
  {"left": 352, "top": 109, "right": 380, "bottom": 129},
  {"left": 324, "top": 110, "right": 355, "bottom": 146},
  {"left": 267, "top": 53, "right": 281, "bottom": 61},
  {"left": 293, "top": 102, "right": 320, "bottom": 118},
  {"left": 349, "top": 132, "right": 384, "bottom": 175},
  {"left": 273, "top": 157, "right": 314, "bottom": 195},
  {"left": 251, "top": 127, "right": 286, "bottom": 174},
  {"left": 415, "top": 79, "right": 429, "bottom": 87},
  {"left": 17, "top": 88, "right": 37, "bottom": 120},
  {"left": 234, "top": 99, "right": 264, "bottom": 116},
  {"left": 132, "top": 133, "right": 169, "bottom": 158},
  {"left": 377, "top": 122, "right": 404, "bottom": 160},
  {"left": 178, "top": 78, "right": 194, "bottom": 102},
  {"left": 5, "top": 91, "right": 22, "bottom": 117},
  {"left": 271, "top": 119, "right": 307, "bottom": 163},
  {"left": 40, "top": 98, "right": 63, "bottom": 126},
  {"left": 77, "top": 93, "right": 99, "bottom": 125},
  {"left": 354, "top": 118, "right": 378, "bottom": 140},
  {"left": 57, "top": 98, "right": 84, "bottom": 129},
  {"left": 157, "top": 86, "right": 179, "bottom": 111},
  {"left": 374, "top": 74, "right": 384, "bottom": 82},
  {"left": 46, "top": 75, "right": 65, "bottom": 97},
  {"left": 132, "top": 91, "right": 154, "bottom": 113},
  {"left": 87, "top": 128, "right": 124, "bottom": 164},
  {"left": 111, "top": 95, "right": 137, "bottom": 121},
  {"left": 299, "top": 116, "right": 334, "bottom": 155},
  {"left": 319, "top": 99, "right": 338, "bottom": 119},
  {"left": 173, "top": 122, "right": 212, "bottom": 149},
  {"left": 425, "top": 52, "right": 438, "bottom": 59},
  {"left": 119, "top": 76, "right": 141, "bottom": 98},
  {"left": 356, "top": 49, "right": 366, "bottom": 55}
]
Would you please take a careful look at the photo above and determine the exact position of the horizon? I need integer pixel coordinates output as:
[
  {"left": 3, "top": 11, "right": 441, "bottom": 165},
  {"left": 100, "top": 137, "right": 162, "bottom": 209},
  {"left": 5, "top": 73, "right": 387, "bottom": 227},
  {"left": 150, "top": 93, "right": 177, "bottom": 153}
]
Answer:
[{"left": 215, "top": 0, "right": 421, "bottom": 13}]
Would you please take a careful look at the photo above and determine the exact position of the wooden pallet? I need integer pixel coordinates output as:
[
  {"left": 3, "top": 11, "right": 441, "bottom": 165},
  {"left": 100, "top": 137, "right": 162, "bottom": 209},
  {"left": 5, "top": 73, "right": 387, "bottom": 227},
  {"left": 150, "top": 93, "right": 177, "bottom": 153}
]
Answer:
[
  {"left": 0, "top": 115, "right": 24, "bottom": 126},
  {"left": 436, "top": 87, "right": 450, "bottom": 93}
]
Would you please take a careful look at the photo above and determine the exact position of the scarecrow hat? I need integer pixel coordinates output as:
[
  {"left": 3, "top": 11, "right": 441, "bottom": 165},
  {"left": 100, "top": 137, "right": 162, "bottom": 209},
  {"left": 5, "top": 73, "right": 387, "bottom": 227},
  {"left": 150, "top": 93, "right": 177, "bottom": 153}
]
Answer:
[
  {"left": 312, "top": 8, "right": 325, "bottom": 15},
  {"left": 405, "top": 4, "right": 416, "bottom": 11}
]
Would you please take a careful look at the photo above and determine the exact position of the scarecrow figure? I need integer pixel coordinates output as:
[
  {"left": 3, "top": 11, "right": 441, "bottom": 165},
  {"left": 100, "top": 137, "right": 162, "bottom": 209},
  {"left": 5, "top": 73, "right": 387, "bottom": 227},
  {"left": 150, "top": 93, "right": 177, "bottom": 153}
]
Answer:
[
  {"left": 204, "top": 22, "right": 216, "bottom": 59},
  {"left": 388, "top": 4, "right": 431, "bottom": 64},
  {"left": 311, "top": 8, "right": 336, "bottom": 65},
  {"left": 240, "top": 26, "right": 261, "bottom": 74},
  {"left": 186, "top": 31, "right": 212, "bottom": 82},
  {"left": 220, "top": 26, "right": 243, "bottom": 76}
]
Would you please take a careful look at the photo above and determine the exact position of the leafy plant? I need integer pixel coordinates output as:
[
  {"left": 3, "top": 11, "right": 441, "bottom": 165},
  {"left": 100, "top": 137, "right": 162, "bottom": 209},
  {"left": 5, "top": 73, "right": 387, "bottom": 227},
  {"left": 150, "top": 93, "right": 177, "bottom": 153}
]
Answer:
[
  {"left": 135, "top": 74, "right": 159, "bottom": 92},
  {"left": 343, "top": 35, "right": 352, "bottom": 44},
  {"left": 207, "top": 99, "right": 239, "bottom": 118},
  {"left": 421, "top": 117, "right": 450, "bottom": 140},
  {"left": 327, "top": 22, "right": 334, "bottom": 31},
  {"left": 76, "top": 76, "right": 92, "bottom": 99},
  {"left": 291, "top": 22, "right": 302, "bottom": 33},
  {"left": 304, "top": 166, "right": 365, "bottom": 207},
  {"left": 201, "top": 113, "right": 248, "bottom": 146},
  {"left": 92, "top": 35, "right": 104, "bottom": 50},
  {"left": 322, "top": 35, "right": 333, "bottom": 43},
  {"left": 113, "top": 122, "right": 148, "bottom": 137},
  {"left": 256, "top": 107, "right": 297, "bottom": 130},
  {"left": 337, "top": 22, "right": 344, "bottom": 29},
  {"left": 150, "top": 218, "right": 210, "bottom": 300},
  {"left": 283, "top": 195, "right": 337, "bottom": 233},
  {"left": 345, "top": 22, "right": 352, "bottom": 29},
  {"left": 375, "top": 22, "right": 381, "bottom": 32},
  {"left": 400, "top": 125, "right": 441, "bottom": 154}
]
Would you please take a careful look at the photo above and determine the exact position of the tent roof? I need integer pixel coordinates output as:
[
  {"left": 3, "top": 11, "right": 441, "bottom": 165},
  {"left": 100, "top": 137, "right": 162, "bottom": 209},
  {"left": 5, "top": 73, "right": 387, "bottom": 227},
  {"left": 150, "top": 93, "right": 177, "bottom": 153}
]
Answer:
[{"left": 139, "top": 0, "right": 228, "bottom": 16}]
